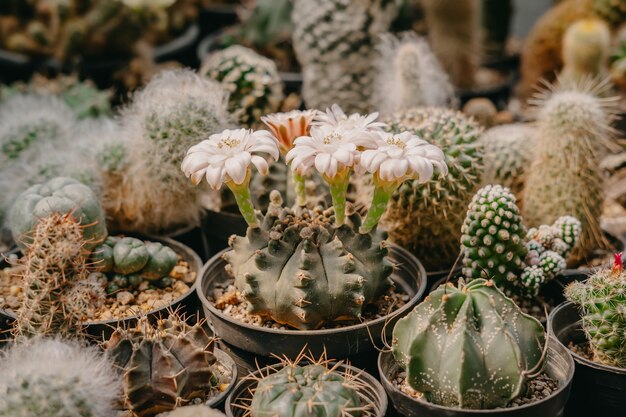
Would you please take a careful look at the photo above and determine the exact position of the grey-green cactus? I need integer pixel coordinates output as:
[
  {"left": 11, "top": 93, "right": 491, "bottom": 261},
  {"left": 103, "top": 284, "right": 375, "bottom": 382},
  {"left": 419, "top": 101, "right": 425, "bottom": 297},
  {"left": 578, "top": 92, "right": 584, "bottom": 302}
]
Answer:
[
  {"left": 392, "top": 278, "right": 546, "bottom": 409},
  {"left": 291, "top": 0, "right": 401, "bottom": 113},
  {"left": 565, "top": 254, "right": 626, "bottom": 368},
  {"left": 223, "top": 191, "right": 393, "bottom": 330},
  {"left": 381, "top": 107, "right": 484, "bottom": 271},
  {"left": 0, "top": 338, "right": 121, "bottom": 417},
  {"left": 251, "top": 363, "right": 362, "bottom": 417}
]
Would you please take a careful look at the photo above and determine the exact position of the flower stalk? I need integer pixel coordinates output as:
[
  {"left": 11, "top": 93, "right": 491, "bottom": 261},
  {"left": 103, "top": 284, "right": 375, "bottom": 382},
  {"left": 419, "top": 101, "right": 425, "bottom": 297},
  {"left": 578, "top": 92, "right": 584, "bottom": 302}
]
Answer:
[
  {"left": 360, "top": 175, "right": 402, "bottom": 233},
  {"left": 293, "top": 171, "right": 307, "bottom": 206},
  {"left": 226, "top": 171, "right": 259, "bottom": 227},
  {"left": 325, "top": 168, "right": 351, "bottom": 225}
]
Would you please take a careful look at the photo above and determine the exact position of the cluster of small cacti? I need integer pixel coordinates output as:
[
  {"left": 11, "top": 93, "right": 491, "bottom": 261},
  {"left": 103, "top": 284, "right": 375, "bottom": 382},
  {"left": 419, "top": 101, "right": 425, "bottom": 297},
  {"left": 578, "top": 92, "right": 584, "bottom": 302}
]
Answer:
[
  {"left": 104, "top": 313, "right": 220, "bottom": 417},
  {"left": 566, "top": 254, "right": 626, "bottom": 368},
  {"left": 560, "top": 19, "right": 611, "bottom": 84},
  {"left": 381, "top": 107, "right": 484, "bottom": 271},
  {"left": 393, "top": 278, "right": 546, "bottom": 409},
  {"left": 291, "top": 0, "right": 401, "bottom": 113},
  {"left": 0, "top": 337, "right": 121, "bottom": 417},
  {"left": 224, "top": 191, "right": 393, "bottom": 330},
  {"left": 461, "top": 185, "right": 581, "bottom": 297},
  {"left": 201, "top": 45, "right": 284, "bottom": 127}
]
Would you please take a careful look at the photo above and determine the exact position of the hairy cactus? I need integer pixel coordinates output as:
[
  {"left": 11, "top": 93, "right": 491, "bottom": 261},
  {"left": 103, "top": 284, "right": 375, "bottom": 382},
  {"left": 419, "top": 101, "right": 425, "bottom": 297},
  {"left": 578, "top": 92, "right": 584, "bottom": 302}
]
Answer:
[
  {"left": 291, "top": 0, "right": 401, "bottom": 113},
  {"left": 565, "top": 254, "right": 626, "bottom": 368},
  {"left": 158, "top": 405, "right": 226, "bottom": 417},
  {"left": 201, "top": 45, "right": 284, "bottom": 127},
  {"left": 0, "top": 338, "right": 120, "bottom": 417},
  {"left": 11, "top": 213, "right": 105, "bottom": 338},
  {"left": 393, "top": 278, "right": 546, "bottom": 409},
  {"left": 421, "top": 0, "right": 480, "bottom": 89},
  {"left": 223, "top": 191, "right": 393, "bottom": 330},
  {"left": 251, "top": 363, "right": 362, "bottom": 417},
  {"left": 561, "top": 19, "right": 611, "bottom": 84},
  {"left": 381, "top": 108, "right": 483, "bottom": 271},
  {"left": 104, "top": 313, "right": 220, "bottom": 417},
  {"left": 373, "top": 32, "right": 455, "bottom": 116},
  {"left": 522, "top": 79, "right": 617, "bottom": 262},
  {"left": 480, "top": 123, "right": 535, "bottom": 200},
  {"left": 107, "top": 69, "right": 232, "bottom": 234}
]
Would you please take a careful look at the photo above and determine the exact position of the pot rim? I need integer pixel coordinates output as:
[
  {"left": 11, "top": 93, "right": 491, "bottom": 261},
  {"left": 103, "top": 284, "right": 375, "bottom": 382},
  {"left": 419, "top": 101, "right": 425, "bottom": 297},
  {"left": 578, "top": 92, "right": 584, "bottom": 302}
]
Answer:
[
  {"left": 548, "top": 300, "right": 626, "bottom": 375},
  {"left": 377, "top": 335, "right": 575, "bottom": 414},
  {"left": 195, "top": 243, "right": 427, "bottom": 336},
  {"left": 206, "top": 347, "right": 239, "bottom": 407}
]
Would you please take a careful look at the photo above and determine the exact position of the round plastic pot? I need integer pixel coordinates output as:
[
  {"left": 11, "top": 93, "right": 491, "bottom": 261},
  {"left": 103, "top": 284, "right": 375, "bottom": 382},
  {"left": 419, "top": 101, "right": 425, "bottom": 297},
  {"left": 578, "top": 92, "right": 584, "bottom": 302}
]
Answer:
[
  {"left": 164, "top": 222, "right": 211, "bottom": 263},
  {"left": 199, "top": 4, "right": 239, "bottom": 37},
  {"left": 206, "top": 347, "right": 239, "bottom": 410},
  {"left": 197, "top": 244, "right": 427, "bottom": 361},
  {"left": 201, "top": 207, "right": 248, "bottom": 257},
  {"left": 549, "top": 301, "right": 626, "bottom": 417},
  {"left": 225, "top": 361, "right": 387, "bottom": 417},
  {"left": 378, "top": 336, "right": 574, "bottom": 417},
  {"left": 0, "top": 234, "right": 202, "bottom": 341},
  {"left": 457, "top": 66, "right": 516, "bottom": 110}
]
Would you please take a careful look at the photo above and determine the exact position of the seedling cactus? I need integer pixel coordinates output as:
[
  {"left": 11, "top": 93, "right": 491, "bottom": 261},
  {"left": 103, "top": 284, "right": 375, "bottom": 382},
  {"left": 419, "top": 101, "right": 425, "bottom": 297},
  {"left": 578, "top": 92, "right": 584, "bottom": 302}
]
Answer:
[{"left": 392, "top": 278, "right": 547, "bottom": 409}]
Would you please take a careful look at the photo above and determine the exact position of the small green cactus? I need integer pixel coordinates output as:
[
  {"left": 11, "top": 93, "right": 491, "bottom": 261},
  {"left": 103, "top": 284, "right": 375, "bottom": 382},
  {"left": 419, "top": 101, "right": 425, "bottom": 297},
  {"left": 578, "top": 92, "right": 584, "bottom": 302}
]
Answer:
[
  {"left": 104, "top": 313, "right": 220, "bottom": 417},
  {"left": 0, "top": 338, "right": 121, "bottom": 417},
  {"left": 113, "top": 237, "right": 150, "bottom": 275},
  {"left": 566, "top": 253, "right": 626, "bottom": 368},
  {"left": 223, "top": 191, "right": 393, "bottom": 330},
  {"left": 392, "top": 278, "right": 546, "bottom": 409},
  {"left": 201, "top": 45, "right": 284, "bottom": 127},
  {"left": 561, "top": 19, "right": 611, "bottom": 84}
]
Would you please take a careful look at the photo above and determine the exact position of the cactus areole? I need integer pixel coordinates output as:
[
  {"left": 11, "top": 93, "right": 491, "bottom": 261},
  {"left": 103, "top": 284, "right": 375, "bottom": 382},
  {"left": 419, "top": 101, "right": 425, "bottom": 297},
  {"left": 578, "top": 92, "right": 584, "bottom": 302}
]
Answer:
[{"left": 392, "top": 279, "right": 546, "bottom": 409}]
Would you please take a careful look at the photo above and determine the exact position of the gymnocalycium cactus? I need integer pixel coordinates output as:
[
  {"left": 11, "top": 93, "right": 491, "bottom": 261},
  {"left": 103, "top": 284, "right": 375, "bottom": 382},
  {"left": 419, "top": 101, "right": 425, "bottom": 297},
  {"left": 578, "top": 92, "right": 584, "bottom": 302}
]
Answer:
[
  {"left": 461, "top": 185, "right": 581, "bottom": 297},
  {"left": 182, "top": 105, "right": 447, "bottom": 329},
  {"left": 561, "top": 19, "right": 611, "bottom": 84},
  {"left": 565, "top": 253, "right": 626, "bottom": 368},
  {"left": 393, "top": 278, "right": 547, "bottom": 409},
  {"left": 381, "top": 107, "right": 483, "bottom": 271},
  {"left": 0, "top": 338, "right": 120, "bottom": 417},
  {"left": 104, "top": 313, "right": 220, "bottom": 417},
  {"left": 201, "top": 45, "right": 284, "bottom": 127}
]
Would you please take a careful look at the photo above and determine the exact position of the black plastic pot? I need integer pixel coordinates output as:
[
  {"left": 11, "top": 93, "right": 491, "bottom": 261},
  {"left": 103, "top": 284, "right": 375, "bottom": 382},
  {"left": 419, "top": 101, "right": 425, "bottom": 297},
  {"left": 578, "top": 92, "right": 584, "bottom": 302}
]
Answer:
[
  {"left": 225, "top": 361, "right": 388, "bottom": 417},
  {"left": 197, "top": 244, "right": 427, "bottom": 362},
  {"left": 165, "top": 222, "right": 211, "bottom": 263},
  {"left": 202, "top": 208, "right": 247, "bottom": 258},
  {"left": 378, "top": 336, "right": 575, "bottom": 417},
  {"left": 0, "top": 235, "right": 202, "bottom": 341},
  {"left": 549, "top": 301, "right": 626, "bottom": 417},
  {"left": 199, "top": 4, "right": 239, "bottom": 37},
  {"left": 206, "top": 348, "right": 239, "bottom": 410}
]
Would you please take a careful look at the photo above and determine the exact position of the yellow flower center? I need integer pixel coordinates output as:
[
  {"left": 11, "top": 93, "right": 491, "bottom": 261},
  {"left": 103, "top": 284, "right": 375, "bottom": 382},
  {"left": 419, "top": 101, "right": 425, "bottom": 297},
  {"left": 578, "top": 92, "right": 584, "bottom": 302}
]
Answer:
[
  {"left": 217, "top": 138, "right": 241, "bottom": 149},
  {"left": 323, "top": 132, "right": 343, "bottom": 144},
  {"left": 386, "top": 136, "right": 406, "bottom": 149}
]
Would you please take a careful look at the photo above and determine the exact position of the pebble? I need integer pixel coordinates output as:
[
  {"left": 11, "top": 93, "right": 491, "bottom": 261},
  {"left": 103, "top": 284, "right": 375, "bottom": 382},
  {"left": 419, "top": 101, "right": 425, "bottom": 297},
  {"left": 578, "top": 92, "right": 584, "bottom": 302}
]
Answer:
[{"left": 116, "top": 291, "right": 134, "bottom": 305}]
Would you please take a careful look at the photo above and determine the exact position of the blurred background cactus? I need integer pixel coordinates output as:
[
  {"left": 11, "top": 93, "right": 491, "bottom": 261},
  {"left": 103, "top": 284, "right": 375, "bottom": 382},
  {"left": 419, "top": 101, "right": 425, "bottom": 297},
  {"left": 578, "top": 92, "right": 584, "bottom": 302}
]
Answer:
[
  {"left": 0, "top": 337, "right": 120, "bottom": 417},
  {"left": 560, "top": 18, "right": 611, "bottom": 83}
]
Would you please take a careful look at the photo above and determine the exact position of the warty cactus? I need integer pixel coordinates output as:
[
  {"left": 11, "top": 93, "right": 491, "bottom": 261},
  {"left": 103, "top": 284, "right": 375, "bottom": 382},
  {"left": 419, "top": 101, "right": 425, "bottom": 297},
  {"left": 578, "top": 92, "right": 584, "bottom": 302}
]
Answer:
[
  {"left": 392, "top": 278, "right": 547, "bottom": 409},
  {"left": 561, "top": 18, "right": 611, "bottom": 84},
  {"left": 0, "top": 337, "right": 121, "bottom": 417},
  {"left": 566, "top": 253, "right": 626, "bottom": 368}
]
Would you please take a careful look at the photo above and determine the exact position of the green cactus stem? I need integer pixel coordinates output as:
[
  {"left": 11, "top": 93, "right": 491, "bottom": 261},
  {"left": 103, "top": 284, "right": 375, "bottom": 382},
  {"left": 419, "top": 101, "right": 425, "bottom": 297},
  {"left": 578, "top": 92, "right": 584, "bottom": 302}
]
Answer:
[
  {"left": 227, "top": 173, "right": 259, "bottom": 228},
  {"left": 326, "top": 168, "right": 351, "bottom": 226},
  {"left": 360, "top": 175, "right": 401, "bottom": 234}
]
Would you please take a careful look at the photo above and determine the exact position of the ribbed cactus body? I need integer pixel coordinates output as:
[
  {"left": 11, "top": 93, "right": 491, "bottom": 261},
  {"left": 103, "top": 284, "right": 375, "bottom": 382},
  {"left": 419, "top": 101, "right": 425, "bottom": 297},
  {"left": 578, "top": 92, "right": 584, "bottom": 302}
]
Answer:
[
  {"left": 566, "top": 258, "right": 626, "bottom": 367},
  {"left": 392, "top": 278, "right": 546, "bottom": 409},
  {"left": 105, "top": 315, "right": 218, "bottom": 417},
  {"left": 561, "top": 19, "right": 611, "bottom": 84},
  {"left": 381, "top": 108, "right": 483, "bottom": 271},
  {"left": 224, "top": 191, "right": 393, "bottom": 330},
  {"left": 251, "top": 364, "right": 361, "bottom": 417},
  {"left": 291, "top": 0, "right": 401, "bottom": 113}
]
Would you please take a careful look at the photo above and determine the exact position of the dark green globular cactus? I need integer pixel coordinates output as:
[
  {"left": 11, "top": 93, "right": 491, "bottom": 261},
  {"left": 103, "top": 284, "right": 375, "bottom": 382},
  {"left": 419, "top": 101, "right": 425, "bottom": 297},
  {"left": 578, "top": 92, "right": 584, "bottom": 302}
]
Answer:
[
  {"left": 392, "top": 278, "right": 546, "bottom": 409},
  {"left": 223, "top": 191, "right": 393, "bottom": 330},
  {"left": 251, "top": 363, "right": 362, "bottom": 417},
  {"left": 565, "top": 254, "right": 626, "bottom": 368}
]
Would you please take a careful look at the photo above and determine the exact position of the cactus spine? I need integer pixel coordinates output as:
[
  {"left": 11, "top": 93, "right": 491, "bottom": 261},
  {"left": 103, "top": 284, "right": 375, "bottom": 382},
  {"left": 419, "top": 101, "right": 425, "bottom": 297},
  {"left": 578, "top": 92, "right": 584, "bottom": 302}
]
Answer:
[
  {"left": 0, "top": 338, "right": 121, "bottom": 417},
  {"left": 561, "top": 19, "right": 611, "bottom": 84},
  {"left": 381, "top": 108, "right": 484, "bottom": 271},
  {"left": 392, "top": 278, "right": 546, "bottom": 409}
]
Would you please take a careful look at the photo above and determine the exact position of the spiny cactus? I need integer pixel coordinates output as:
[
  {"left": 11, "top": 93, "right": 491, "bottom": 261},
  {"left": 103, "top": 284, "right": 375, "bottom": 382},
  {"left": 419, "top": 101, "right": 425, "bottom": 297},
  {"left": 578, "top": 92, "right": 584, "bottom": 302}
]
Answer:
[
  {"left": 201, "top": 45, "right": 284, "bottom": 127},
  {"left": 104, "top": 313, "right": 220, "bottom": 417},
  {"left": 590, "top": 0, "right": 626, "bottom": 26},
  {"left": 157, "top": 405, "right": 226, "bottom": 417},
  {"left": 462, "top": 98, "right": 497, "bottom": 128},
  {"left": 561, "top": 19, "right": 611, "bottom": 84},
  {"left": 566, "top": 254, "right": 626, "bottom": 368},
  {"left": 421, "top": 0, "right": 480, "bottom": 89},
  {"left": 107, "top": 69, "right": 232, "bottom": 234},
  {"left": 393, "top": 278, "right": 546, "bottom": 409},
  {"left": 291, "top": 0, "right": 401, "bottom": 113},
  {"left": 381, "top": 107, "right": 484, "bottom": 271},
  {"left": 480, "top": 123, "right": 535, "bottom": 200},
  {"left": 11, "top": 213, "right": 105, "bottom": 338},
  {"left": 0, "top": 338, "right": 121, "bottom": 417},
  {"left": 223, "top": 191, "right": 393, "bottom": 330},
  {"left": 522, "top": 78, "right": 617, "bottom": 262},
  {"left": 373, "top": 32, "right": 455, "bottom": 116}
]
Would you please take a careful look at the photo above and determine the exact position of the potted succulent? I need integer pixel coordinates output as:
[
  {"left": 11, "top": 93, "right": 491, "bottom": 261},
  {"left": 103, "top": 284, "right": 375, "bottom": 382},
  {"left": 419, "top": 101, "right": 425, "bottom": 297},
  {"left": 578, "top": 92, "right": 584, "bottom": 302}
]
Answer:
[
  {"left": 188, "top": 104, "right": 445, "bottom": 362},
  {"left": 378, "top": 278, "right": 575, "bottom": 417},
  {"left": 549, "top": 254, "right": 626, "bottom": 417}
]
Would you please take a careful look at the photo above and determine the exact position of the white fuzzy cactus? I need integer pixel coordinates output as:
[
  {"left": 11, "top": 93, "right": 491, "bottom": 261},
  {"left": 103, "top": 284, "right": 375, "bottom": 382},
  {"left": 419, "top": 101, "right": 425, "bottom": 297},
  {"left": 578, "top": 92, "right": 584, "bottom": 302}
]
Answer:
[{"left": 0, "top": 338, "right": 121, "bottom": 417}]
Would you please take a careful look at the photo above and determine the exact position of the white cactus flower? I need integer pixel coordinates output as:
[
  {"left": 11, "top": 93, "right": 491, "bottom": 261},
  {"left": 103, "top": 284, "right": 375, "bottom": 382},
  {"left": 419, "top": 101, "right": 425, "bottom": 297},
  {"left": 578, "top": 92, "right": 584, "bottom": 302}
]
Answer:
[
  {"left": 312, "top": 104, "right": 386, "bottom": 149},
  {"left": 182, "top": 128, "right": 279, "bottom": 190},
  {"left": 359, "top": 131, "right": 448, "bottom": 183},
  {"left": 261, "top": 109, "right": 319, "bottom": 154}
]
